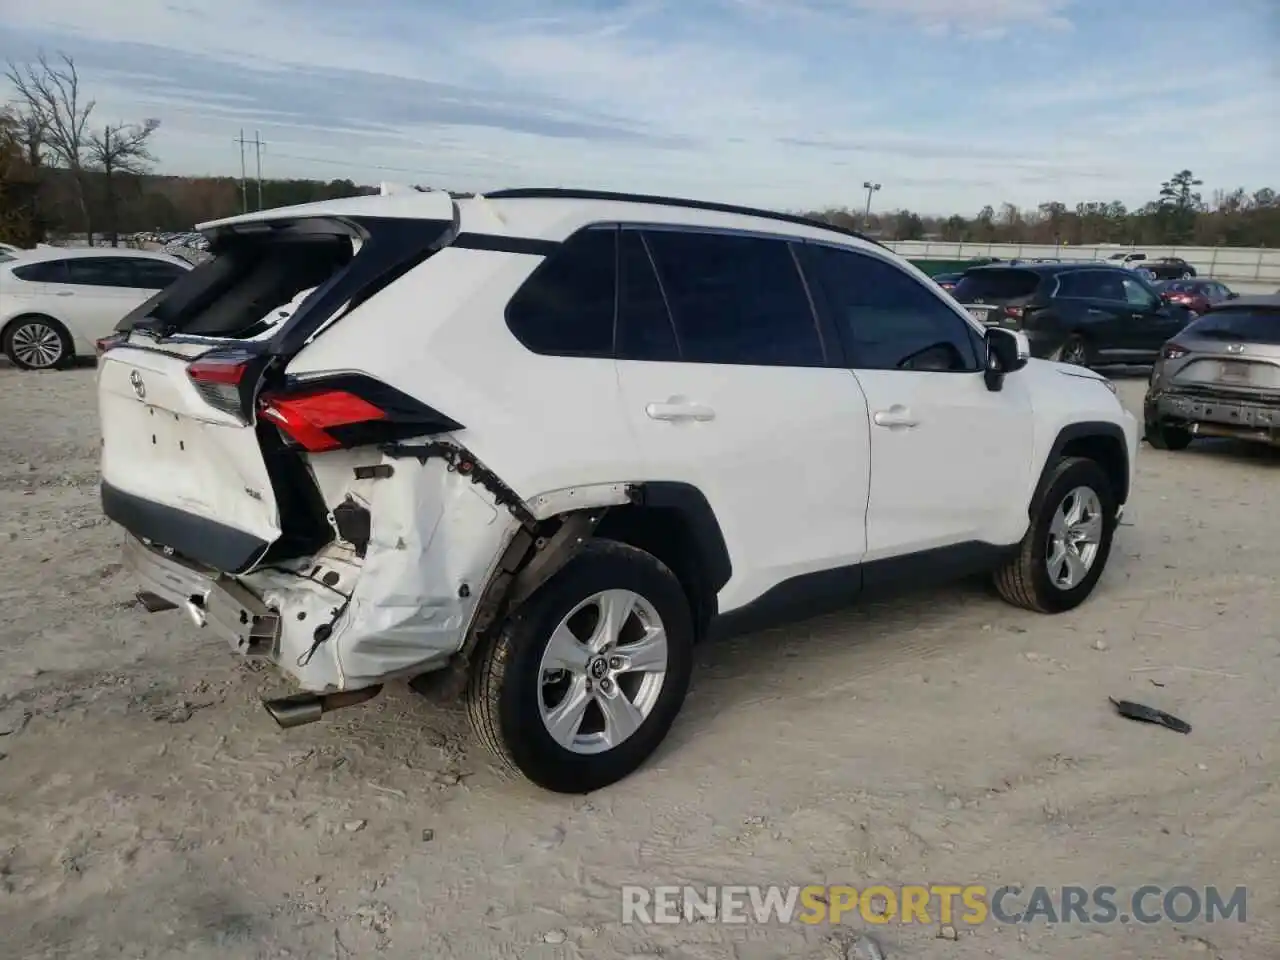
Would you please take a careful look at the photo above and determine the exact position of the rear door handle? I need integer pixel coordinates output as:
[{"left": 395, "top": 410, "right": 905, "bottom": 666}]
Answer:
[
  {"left": 646, "top": 401, "right": 716, "bottom": 422},
  {"left": 873, "top": 406, "right": 918, "bottom": 429},
  {"left": 1086, "top": 308, "right": 1107, "bottom": 316}
]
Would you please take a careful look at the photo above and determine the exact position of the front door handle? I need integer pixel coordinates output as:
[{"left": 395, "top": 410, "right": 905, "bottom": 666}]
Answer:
[
  {"left": 646, "top": 400, "right": 716, "bottom": 422},
  {"left": 56, "top": 291, "right": 75, "bottom": 297},
  {"left": 873, "top": 406, "right": 919, "bottom": 429}
]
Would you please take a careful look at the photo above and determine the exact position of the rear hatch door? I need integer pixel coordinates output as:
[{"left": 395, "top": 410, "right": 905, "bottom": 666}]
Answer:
[
  {"left": 951, "top": 268, "right": 1044, "bottom": 328},
  {"left": 1172, "top": 305, "right": 1280, "bottom": 400},
  {"left": 99, "top": 192, "right": 457, "bottom": 573}
]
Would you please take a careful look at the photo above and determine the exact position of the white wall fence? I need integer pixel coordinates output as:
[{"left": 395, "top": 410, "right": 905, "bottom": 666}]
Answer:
[{"left": 886, "top": 241, "right": 1280, "bottom": 291}]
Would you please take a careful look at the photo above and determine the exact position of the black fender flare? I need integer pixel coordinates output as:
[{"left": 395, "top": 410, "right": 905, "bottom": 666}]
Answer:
[
  {"left": 1029, "top": 421, "right": 1130, "bottom": 515},
  {"left": 624, "top": 481, "right": 733, "bottom": 594}
]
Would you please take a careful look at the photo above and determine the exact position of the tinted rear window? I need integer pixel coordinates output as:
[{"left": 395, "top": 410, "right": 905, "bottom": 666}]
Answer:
[
  {"left": 1185, "top": 309, "right": 1280, "bottom": 345},
  {"left": 952, "top": 269, "right": 1041, "bottom": 301}
]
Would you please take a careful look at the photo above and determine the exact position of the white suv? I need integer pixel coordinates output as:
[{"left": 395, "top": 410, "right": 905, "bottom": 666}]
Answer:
[{"left": 97, "top": 188, "right": 1139, "bottom": 793}]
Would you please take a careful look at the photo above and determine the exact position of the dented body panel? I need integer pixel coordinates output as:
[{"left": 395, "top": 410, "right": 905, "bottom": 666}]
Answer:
[{"left": 123, "top": 446, "right": 524, "bottom": 692}]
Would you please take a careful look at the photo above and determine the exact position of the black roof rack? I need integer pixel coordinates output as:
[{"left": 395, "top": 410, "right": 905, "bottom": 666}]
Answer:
[{"left": 482, "top": 187, "right": 887, "bottom": 249}]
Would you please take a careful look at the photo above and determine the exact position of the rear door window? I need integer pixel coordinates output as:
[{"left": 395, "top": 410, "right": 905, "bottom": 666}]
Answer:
[
  {"left": 808, "top": 243, "right": 980, "bottom": 372},
  {"left": 952, "top": 269, "right": 1041, "bottom": 302},
  {"left": 66, "top": 257, "right": 139, "bottom": 287},
  {"left": 616, "top": 229, "right": 679, "bottom": 362},
  {"left": 505, "top": 226, "right": 617, "bottom": 358},
  {"left": 642, "top": 229, "right": 824, "bottom": 367},
  {"left": 1186, "top": 309, "right": 1280, "bottom": 345}
]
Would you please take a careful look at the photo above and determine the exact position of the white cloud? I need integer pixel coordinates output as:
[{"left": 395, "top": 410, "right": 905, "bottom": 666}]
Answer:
[{"left": 2, "top": 0, "right": 1276, "bottom": 213}]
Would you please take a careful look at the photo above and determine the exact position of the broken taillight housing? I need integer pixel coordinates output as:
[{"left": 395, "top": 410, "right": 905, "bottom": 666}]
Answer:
[
  {"left": 95, "top": 332, "right": 129, "bottom": 357},
  {"left": 257, "top": 375, "right": 463, "bottom": 453}
]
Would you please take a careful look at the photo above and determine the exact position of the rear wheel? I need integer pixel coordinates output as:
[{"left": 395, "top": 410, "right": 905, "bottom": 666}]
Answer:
[
  {"left": 3, "top": 316, "right": 74, "bottom": 370},
  {"left": 994, "top": 457, "right": 1117, "bottom": 614},
  {"left": 467, "top": 539, "right": 694, "bottom": 793},
  {"left": 1052, "top": 334, "right": 1090, "bottom": 367},
  {"left": 1180, "top": 271, "right": 1193, "bottom": 280},
  {"left": 1145, "top": 421, "right": 1193, "bottom": 451}
]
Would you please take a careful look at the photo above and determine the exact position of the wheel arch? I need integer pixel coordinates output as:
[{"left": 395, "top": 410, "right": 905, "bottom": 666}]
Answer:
[
  {"left": 423, "top": 479, "right": 731, "bottom": 701},
  {"left": 1, "top": 312, "right": 76, "bottom": 367},
  {"left": 1030, "top": 422, "right": 1130, "bottom": 516}
]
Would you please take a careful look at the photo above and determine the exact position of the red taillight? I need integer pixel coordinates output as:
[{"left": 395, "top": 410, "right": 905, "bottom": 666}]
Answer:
[
  {"left": 96, "top": 332, "right": 128, "bottom": 357},
  {"left": 258, "top": 389, "right": 388, "bottom": 452},
  {"left": 1161, "top": 343, "right": 1189, "bottom": 360},
  {"left": 1004, "top": 305, "right": 1026, "bottom": 320},
  {"left": 187, "top": 354, "right": 253, "bottom": 416}
]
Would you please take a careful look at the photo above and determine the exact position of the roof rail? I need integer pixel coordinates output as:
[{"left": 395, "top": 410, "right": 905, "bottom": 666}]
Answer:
[{"left": 483, "top": 187, "right": 887, "bottom": 249}]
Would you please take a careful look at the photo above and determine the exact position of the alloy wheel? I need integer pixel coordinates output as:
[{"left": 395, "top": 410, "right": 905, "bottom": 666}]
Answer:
[
  {"left": 10, "top": 321, "right": 64, "bottom": 369},
  {"left": 1046, "top": 486, "right": 1103, "bottom": 589},
  {"left": 537, "top": 589, "right": 668, "bottom": 755}
]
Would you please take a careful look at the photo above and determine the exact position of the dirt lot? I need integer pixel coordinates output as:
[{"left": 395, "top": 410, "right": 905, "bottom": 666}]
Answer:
[{"left": 1, "top": 366, "right": 1277, "bottom": 960}]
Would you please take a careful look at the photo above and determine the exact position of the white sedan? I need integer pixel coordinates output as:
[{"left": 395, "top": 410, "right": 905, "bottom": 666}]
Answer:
[{"left": 1, "top": 247, "right": 193, "bottom": 370}]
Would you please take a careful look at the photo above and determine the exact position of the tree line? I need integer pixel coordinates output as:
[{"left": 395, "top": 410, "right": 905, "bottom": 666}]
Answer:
[
  {"left": 2, "top": 53, "right": 1278, "bottom": 249},
  {"left": 812, "top": 169, "right": 1278, "bottom": 248}
]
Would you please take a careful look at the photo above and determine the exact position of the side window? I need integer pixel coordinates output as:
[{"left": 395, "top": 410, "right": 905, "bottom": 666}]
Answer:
[
  {"left": 1093, "top": 272, "right": 1126, "bottom": 302},
  {"left": 12, "top": 260, "right": 70, "bottom": 284},
  {"left": 642, "top": 230, "right": 824, "bottom": 367},
  {"left": 1122, "top": 275, "right": 1157, "bottom": 309},
  {"left": 505, "top": 226, "right": 617, "bottom": 358},
  {"left": 808, "top": 244, "right": 980, "bottom": 372},
  {"left": 616, "top": 229, "right": 679, "bottom": 362},
  {"left": 129, "top": 259, "right": 188, "bottom": 290},
  {"left": 66, "top": 257, "right": 138, "bottom": 288}
]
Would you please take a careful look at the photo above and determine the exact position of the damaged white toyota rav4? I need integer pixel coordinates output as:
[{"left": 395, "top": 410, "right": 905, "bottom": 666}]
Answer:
[{"left": 98, "top": 187, "right": 1140, "bottom": 793}]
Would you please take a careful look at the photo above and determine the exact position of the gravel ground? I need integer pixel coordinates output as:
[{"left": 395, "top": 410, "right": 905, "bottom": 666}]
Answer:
[{"left": 1, "top": 364, "right": 1277, "bottom": 960}]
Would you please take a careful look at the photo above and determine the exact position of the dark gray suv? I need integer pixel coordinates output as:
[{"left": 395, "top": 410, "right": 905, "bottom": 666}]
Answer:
[{"left": 1143, "top": 295, "right": 1280, "bottom": 450}]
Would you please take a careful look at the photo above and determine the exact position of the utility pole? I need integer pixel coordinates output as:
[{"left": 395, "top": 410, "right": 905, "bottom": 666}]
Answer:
[
  {"left": 253, "top": 130, "right": 265, "bottom": 211},
  {"left": 862, "top": 181, "right": 882, "bottom": 228},
  {"left": 235, "top": 129, "right": 249, "bottom": 213}
]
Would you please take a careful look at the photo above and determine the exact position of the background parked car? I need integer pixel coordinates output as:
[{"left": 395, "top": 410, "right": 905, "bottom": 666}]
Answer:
[
  {"left": 1105, "top": 252, "right": 1147, "bottom": 270},
  {"left": 1144, "top": 294, "right": 1280, "bottom": 450},
  {"left": 932, "top": 271, "right": 964, "bottom": 293},
  {"left": 1142, "top": 257, "right": 1198, "bottom": 281},
  {"left": 952, "top": 262, "right": 1195, "bottom": 366},
  {"left": 1154, "top": 278, "right": 1236, "bottom": 316},
  {"left": 1, "top": 248, "right": 192, "bottom": 369}
]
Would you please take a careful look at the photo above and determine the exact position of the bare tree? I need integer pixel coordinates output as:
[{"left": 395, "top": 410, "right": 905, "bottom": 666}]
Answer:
[
  {"left": 5, "top": 52, "right": 95, "bottom": 241},
  {"left": 89, "top": 119, "right": 160, "bottom": 245}
]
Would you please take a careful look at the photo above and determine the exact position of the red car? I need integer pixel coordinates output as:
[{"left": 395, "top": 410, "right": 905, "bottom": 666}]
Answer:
[{"left": 1155, "top": 279, "right": 1235, "bottom": 316}]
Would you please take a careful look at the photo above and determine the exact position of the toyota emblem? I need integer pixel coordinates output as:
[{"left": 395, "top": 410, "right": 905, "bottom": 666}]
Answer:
[{"left": 129, "top": 370, "right": 146, "bottom": 399}]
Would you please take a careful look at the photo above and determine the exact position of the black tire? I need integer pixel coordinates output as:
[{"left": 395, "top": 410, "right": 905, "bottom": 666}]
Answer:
[
  {"left": 467, "top": 538, "right": 695, "bottom": 793},
  {"left": 994, "top": 456, "right": 1118, "bottom": 614},
  {"left": 2, "top": 315, "right": 74, "bottom": 370},
  {"left": 1145, "top": 421, "right": 1193, "bottom": 451},
  {"left": 1052, "top": 334, "right": 1090, "bottom": 367}
]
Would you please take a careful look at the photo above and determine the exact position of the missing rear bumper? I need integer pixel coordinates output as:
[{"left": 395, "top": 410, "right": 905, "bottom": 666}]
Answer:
[{"left": 123, "top": 536, "right": 281, "bottom": 655}]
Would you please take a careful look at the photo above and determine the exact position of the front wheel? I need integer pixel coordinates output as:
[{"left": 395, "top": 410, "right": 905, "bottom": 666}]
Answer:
[
  {"left": 1052, "top": 334, "right": 1090, "bottom": 367},
  {"left": 994, "top": 457, "right": 1117, "bottom": 614},
  {"left": 467, "top": 539, "right": 695, "bottom": 793},
  {"left": 1146, "top": 421, "right": 1193, "bottom": 451}
]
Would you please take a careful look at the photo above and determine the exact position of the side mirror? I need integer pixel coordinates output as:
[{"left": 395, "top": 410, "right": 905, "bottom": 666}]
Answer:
[
  {"left": 1227, "top": 292, "right": 1240, "bottom": 300},
  {"left": 984, "top": 328, "right": 1030, "bottom": 391}
]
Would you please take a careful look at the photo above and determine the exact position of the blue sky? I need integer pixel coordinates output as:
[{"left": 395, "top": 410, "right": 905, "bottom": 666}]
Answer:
[{"left": 1, "top": 0, "right": 1276, "bottom": 214}]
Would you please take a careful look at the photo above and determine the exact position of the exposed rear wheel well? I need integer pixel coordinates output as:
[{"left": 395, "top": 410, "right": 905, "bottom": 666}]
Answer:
[{"left": 594, "top": 506, "right": 718, "bottom": 639}]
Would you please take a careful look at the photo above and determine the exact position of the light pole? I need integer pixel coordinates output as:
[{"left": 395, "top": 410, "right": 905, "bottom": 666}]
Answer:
[{"left": 863, "top": 181, "right": 881, "bottom": 226}]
